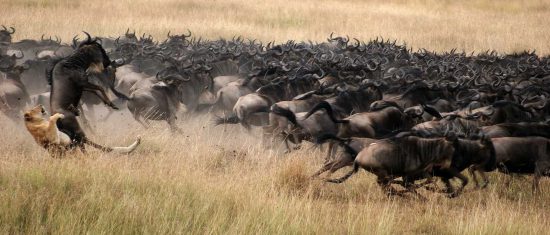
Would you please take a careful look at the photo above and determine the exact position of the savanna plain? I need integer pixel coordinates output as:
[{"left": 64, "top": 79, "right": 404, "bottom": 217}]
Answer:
[{"left": 1, "top": 0, "right": 550, "bottom": 234}]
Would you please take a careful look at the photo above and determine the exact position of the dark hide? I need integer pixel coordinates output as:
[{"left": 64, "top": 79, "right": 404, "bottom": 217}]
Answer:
[
  {"left": 491, "top": 137, "right": 550, "bottom": 192},
  {"left": 49, "top": 34, "right": 119, "bottom": 150}
]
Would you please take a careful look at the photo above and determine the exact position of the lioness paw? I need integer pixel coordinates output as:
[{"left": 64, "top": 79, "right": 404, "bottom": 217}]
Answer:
[{"left": 54, "top": 113, "right": 65, "bottom": 119}]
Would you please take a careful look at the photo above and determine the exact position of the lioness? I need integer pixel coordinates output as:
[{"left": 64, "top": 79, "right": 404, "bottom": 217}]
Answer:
[
  {"left": 24, "top": 105, "right": 71, "bottom": 154},
  {"left": 24, "top": 105, "right": 141, "bottom": 156}
]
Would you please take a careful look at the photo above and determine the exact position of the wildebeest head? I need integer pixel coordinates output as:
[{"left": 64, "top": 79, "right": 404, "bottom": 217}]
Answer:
[
  {"left": 4, "top": 65, "right": 26, "bottom": 80},
  {"left": 86, "top": 58, "right": 126, "bottom": 99},
  {"left": 0, "top": 26, "right": 15, "bottom": 43},
  {"left": 452, "top": 134, "right": 496, "bottom": 172},
  {"left": 256, "top": 79, "right": 285, "bottom": 101},
  {"left": 0, "top": 54, "right": 18, "bottom": 72},
  {"left": 469, "top": 101, "right": 534, "bottom": 125},
  {"left": 76, "top": 32, "right": 112, "bottom": 73}
]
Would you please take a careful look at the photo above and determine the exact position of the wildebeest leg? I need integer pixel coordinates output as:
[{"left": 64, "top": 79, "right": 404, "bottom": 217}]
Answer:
[
  {"left": 312, "top": 154, "right": 350, "bottom": 178},
  {"left": 443, "top": 169, "right": 468, "bottom": 198},
  {"left": 167, "top": 116, "right": 183, "bottom": 134},
  {"left": 57, "top": 113, "right": 86, "bottom": 151},
  {"left": 283, "top": 139, "right": 291, "bottom": 153},
  {"left": 325, "top": 163, "right": 359, "bottom": 183},
  {"left": 478, "top": 171, "right": 490, "bottom": 189},
  {"left": 325, "top": 142, "right": 337, "bottom": 161},
  {"left": 82, "top": 84, "right": 118, "bottom": 110},
  {"left": 498, "top": 164, "right": 515, "bottom": 188},
  {"left": 532, "top": 164, "right": 545, "bottom": 193},
  {"left": 469, "top": 166, "right": 489, "bottom": 189},
  {"left": 442, "top": 178, "right": 454, "bottom": 195},
  {"left": 261, "top": 128, "right": 270, "bottom": 147},
  {"left": 311, "top": 164, "right": 331, "bottom": 178},
  {"left": 468, "top": 166, "right": 481, "bottom": 188},
  {"left": 378, "top": 177, "right": 405, "bottom": 197},
  {"left": 77, "top": 103, "right": 95, "bottom": 135},
  {"left": 532, "top": 172, "right": 541, "bottom": 193},
  {"left": 291, "top": 134, "right": 302, "bottom": 150}
]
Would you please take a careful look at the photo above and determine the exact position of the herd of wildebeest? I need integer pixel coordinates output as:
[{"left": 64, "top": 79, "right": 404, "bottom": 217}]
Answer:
[{"left": 1, "top": 26, "right": 549, "bottom": 198}]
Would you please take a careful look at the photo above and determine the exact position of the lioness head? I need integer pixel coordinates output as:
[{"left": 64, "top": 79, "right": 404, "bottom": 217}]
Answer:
[{"left": 24, "top": 105, "right": 47, "bottom": 122}]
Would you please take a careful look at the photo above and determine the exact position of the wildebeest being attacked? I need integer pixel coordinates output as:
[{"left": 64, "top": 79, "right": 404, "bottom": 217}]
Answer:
[{"left": 48, "top": 32, "right": 140, "bottom": 153}]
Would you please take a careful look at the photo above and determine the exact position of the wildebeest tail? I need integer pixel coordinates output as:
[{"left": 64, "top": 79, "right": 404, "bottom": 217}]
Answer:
[
  {"left": 316, "top": 133, "right": 357, "bottom": 156},
  {"left": 271, "top": 104, "right": 297, "bottom": 125},
  {"left": 326, "top": 162, "right": 359, "bottom": 183},
  {"left": 421, "top": 103, "right": 442, "bottom": 119},
  {"left": 304, "top": 101, "right": 349, "bottom": 123},
  {"left": 213, "top": 114, "right": 240, "bottom": 125},
  {"left": 316, "top": 133, "right": 348, "bottom": 145},
  {"left": 484, "top": 139, "right": 497, "bottom": 172}
]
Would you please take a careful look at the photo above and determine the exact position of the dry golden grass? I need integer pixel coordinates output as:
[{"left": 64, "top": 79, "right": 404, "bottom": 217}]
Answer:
[
  {"left": 0, "top": 109, "right": 549, "bottom": 234},
  {"left": 1, "top": 0, "right": 550, "bottom": 234},
  {"left": 2, "top": 0, "right": 550, "bottom": 54}
]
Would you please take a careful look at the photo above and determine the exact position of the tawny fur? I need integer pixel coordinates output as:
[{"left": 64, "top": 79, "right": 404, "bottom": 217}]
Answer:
[{"left": 24, "top": 105, "right": 71, "bottom": 149}]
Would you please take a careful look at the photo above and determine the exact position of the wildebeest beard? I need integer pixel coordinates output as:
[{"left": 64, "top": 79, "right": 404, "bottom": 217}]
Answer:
[{"left": 49, "top": 34, "right": 117, "bottom": 149}]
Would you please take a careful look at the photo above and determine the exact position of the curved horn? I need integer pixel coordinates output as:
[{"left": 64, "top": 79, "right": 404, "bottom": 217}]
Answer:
[
  {"left": 312, "top": 68, "right": 326, "bottom": 79},
  {"left": 183, "top": 29, "right": 191, "bottom": 38},
  {"left": 82, "top": 31, "right": 92, "bottom": 44},
  {"left": 8, "top": 27, "right": 15, "bottom": 34},
  {"left": 72, "top": 35, "right": 79, "bottom": 48},
  {"left": 481, "top": 107, "right": 495, "bottom": 116}
]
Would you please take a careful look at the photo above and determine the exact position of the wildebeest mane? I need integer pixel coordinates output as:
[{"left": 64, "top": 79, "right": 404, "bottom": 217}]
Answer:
[
  {"left": 46, "top": 57, "right": 64, "bottom": 85},
  {"left": 392, "top": 136, "right": 449, "bottom": 163},
  {"left": 370, "top": 100, "right": 401, "bottom": 112}
]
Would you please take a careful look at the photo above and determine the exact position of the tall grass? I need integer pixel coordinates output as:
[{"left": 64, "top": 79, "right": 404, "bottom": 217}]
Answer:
[
  {"left": 1, "top": 0, "right": 550, "bottom": 54},
  {"left": 1, "top": 0, "right": 550, "bottom": 233},
  {"left": 0, "top": 109, "right": 548, "bottom": 234}
]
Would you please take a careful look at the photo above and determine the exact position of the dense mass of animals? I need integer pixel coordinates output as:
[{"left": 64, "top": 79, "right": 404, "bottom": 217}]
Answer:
[{"left": 1, "top": 26, "right": 549, "bottom": 198}]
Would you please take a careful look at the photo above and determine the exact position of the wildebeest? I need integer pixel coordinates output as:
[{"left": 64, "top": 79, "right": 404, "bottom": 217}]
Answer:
[
  {"left": 311, "top": 134, "right": 377, "bottom": 178},
  {"left": 308, "top": 100, "right": 416, "bottom": 138},
  {"left": 326, "top": 135, "right": 458, "bottom": 197},
  {"left": 49, "top": 32, "right": 134, "bottom": 151},
  {"left": 0, "top": 25, "right": 15, "bottom": 44},
  {"left": 126, "top": 70, "right": 187, "bottom": 133},
  {"left": 477, "top": 137, "right": 550, "bottom": 192},
  {"left": 0, "top": 65, "right": 30, "bottom": 121},
  {"left": 481, "top": 122, "right": 550, "bottom": 138}
]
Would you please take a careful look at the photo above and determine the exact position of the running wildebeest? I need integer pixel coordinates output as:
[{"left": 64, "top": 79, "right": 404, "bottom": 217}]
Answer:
[{"left": 0, "top": 65, "right": 30, "bottom": 121}]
